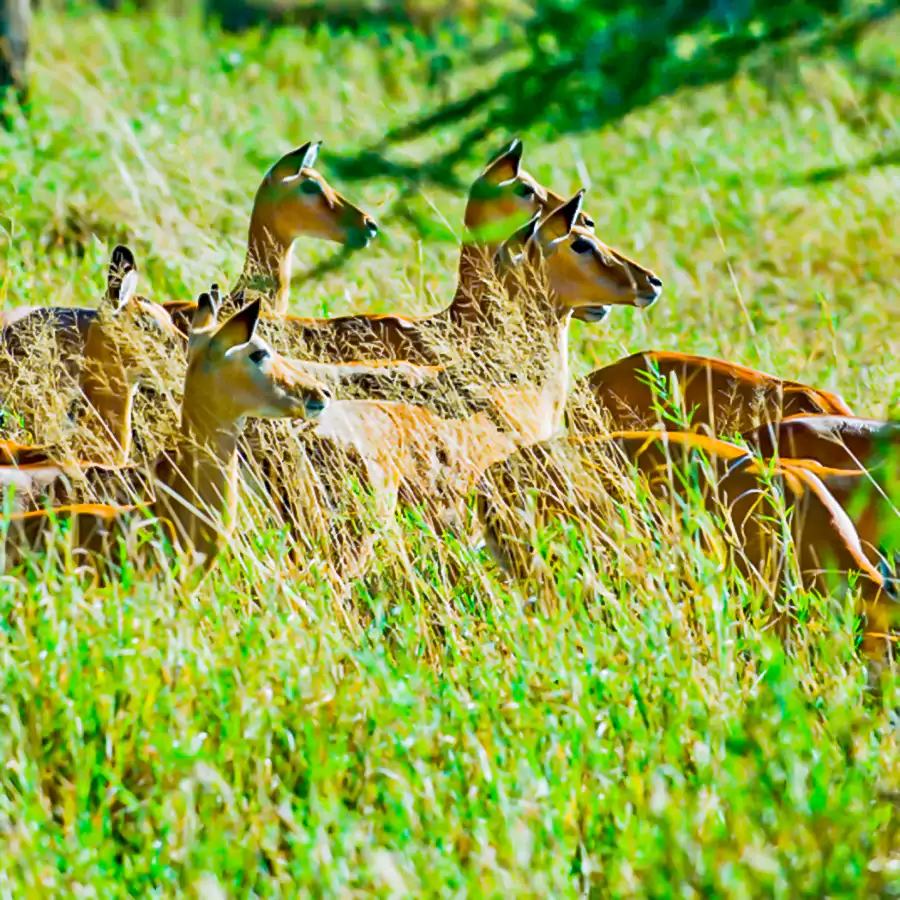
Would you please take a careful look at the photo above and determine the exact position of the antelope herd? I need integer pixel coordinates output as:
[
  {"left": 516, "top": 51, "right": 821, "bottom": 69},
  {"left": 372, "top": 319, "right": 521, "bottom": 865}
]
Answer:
[{"left": 1, "top": 138, "right": 898, "bottom": 662}]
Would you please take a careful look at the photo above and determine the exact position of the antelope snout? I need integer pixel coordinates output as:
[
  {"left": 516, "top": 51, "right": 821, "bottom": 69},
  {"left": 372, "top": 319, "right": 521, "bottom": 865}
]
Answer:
[
  {"left": 575, "top": 305, "right": 611, "bottom": 323},
  {"left": 346, "top": 215, "right": 379, "bottom": 249},
  {"left": 304, "top": 383, "right": 332, "bottom": 418},
  {"left": 635, "top": 273, "right": 663, "bottom": 308}
]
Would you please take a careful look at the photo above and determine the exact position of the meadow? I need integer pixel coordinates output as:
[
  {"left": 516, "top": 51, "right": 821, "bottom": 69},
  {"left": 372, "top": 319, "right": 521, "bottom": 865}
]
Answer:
[{"left": 1, "top": 3, "right": 900, "bottom": 895}]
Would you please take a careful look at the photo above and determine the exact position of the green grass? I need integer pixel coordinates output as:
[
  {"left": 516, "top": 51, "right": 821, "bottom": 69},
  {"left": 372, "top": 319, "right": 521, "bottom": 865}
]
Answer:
[{"left": 2, "top": 4, "right": 900, "bottom": 895}]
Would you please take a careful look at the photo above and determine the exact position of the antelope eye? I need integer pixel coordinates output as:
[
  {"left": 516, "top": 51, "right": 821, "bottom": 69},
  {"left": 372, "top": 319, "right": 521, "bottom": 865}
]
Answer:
[
  {"left": 514, "top": 182, "right": 535, "bottom": 198},
  {"left": 571, "top": 237, "right": 593, "bottom": 255},
  {"left": 249, "top": 348, "right": 270, "bottom": 364},
  {"left": 582, "top": 215, "right": 595, "bottom": 229},
  {"left": 300, "top": 179, "right": 323, "bottom": 195}
]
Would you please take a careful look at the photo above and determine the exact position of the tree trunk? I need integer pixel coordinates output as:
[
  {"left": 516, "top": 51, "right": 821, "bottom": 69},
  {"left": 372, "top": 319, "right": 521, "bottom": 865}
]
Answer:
[{"left": 0, "top": 0, "right": 30, "bottom": 105}]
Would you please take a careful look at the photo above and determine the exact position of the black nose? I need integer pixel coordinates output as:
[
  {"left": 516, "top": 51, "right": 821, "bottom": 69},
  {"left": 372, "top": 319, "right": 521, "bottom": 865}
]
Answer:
[
  {"left": 647, "top": 274, "right": 663, "bottom": 289},
  {"left": 364, "top": 216, "right": 378, "bottom": 236},
  {"left": 305, "top": 395, "right": 328, "bottom": 416}
]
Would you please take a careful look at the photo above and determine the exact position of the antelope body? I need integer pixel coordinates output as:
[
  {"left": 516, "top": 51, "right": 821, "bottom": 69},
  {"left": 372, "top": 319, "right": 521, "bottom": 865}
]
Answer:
[
  {"left": 3, "top": 297, "right": 329, "bottom": 574},
  {"left": 568, "top": 351, "right": 852, "bottom": 435},
  {"left": 477, "top": 430, "right": 896, "bottom": 657},
  {"left": 742, "top": 415, "right": 900, "bottom": 471}
]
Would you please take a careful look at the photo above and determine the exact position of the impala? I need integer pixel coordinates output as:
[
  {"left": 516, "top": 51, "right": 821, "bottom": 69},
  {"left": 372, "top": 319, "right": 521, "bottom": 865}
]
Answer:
[
  {"left": 1, "top": 246, "right": 185, "bottom": 464},
  {"left": 161, "top": 140, "right": 378, "bottom": 328},
  {"left": 476, "top": 430, "right": 897, "bottom": 659},
  {"left": 261, "top": 189, "right": 655, "bottom": 553},
  {"left": 568, "top": 352, "right": 852, "bottom": 435},
  {"left": 2, "top": 296, "right": 330, "bottom": 574}
]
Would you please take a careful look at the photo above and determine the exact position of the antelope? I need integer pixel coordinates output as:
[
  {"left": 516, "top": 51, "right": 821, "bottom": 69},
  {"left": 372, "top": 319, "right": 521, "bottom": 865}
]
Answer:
[
  {"left": 261, "top": 189, "right": 657, "bottom": 553},
  {"left": 742, "top": 415, "right": 900, "bottom": 472},
  {"left": 567, "top": 352, "right": 852, "bottom": 436},
  {"left": 1, "top": 245, "right": 174, "bottom": 377},
  {"left": 161, "top": 140, "right": 378, "bottom": 329},
  {"left": 165, "top": 139, "right": 661, "bottom": 367},
  {"left": 476, "top": 430, "right": 897, "bottom": 660},
  {"left": 1, "top": 246, "right": 185, "bottom": 464},
  {"left": 0, "top": 262, "right": 186, "bottom": 511},
  {"left": 2, "top": 296, "right": 330, "bottom": 574}
]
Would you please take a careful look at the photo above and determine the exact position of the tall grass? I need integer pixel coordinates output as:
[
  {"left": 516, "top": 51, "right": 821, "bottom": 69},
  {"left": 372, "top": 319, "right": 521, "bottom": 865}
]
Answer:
[{"left": 1, "top": 4, "right": 900, "bottom": 895}]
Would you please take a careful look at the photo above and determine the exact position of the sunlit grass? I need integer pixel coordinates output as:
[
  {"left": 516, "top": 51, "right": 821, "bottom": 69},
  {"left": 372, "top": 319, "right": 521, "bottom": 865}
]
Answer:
[{"left": 1, "top": 3, "right": 900, "bottom": 894}]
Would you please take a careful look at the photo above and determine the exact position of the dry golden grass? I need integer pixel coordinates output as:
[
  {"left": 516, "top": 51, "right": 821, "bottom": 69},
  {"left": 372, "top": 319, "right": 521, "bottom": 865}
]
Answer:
[{"left": 2, "top": 5, "right": 900, "bottom": 895}]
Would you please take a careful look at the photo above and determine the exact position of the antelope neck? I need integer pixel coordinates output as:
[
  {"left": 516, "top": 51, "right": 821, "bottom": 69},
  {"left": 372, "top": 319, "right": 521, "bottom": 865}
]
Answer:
[
  {"left": 447, "top": 240, "right": 498, "bottom": 329},
  {"left": 240, "top": 212, "right": 295, "bottom": 315},
  {"left": 80, "top": 320, "right": 136, "bottom": 465},
  {"left": 157, "top": 402, "right": 244, "bottom": 559}
]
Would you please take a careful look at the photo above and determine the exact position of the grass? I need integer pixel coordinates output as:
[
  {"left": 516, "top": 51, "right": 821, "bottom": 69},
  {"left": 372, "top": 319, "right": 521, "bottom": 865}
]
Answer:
[{"left": 2, "top": 3, "right": 900, "bottom": 895}]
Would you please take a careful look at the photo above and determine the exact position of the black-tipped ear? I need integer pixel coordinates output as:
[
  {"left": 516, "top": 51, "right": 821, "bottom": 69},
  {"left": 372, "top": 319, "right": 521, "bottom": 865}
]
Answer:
[
  {"left": 482, "top": 138, "right": 524, "bottom": 185},
  {"left": 210, "top": 298, "right": 262, "bottom": 357},
  {"left": 537, "top": 190, "right": 585, "bottom": 247},
  {"left": 270, "top": 141, "right": 322, "bottom": 181},
  {"left": 110, "top": 244, "right": 136, "bottom": 274},
  {"left": 116, "top": 269, "right": 139, "bottom": 309},
  {"left": 506, "top": 138, "right": 523, "bottom": 165},
  {"left": 298, "top": 140, "right": 321, "bottom": 170},
  {"left": 877, "top": 556, "right": 900, "bottom": 599},
  {"left": 191, "top": 291, "right": 218, "bottom": 333},
  {"left": 107, "top": 244, "right": 137, "bottom": 301}
]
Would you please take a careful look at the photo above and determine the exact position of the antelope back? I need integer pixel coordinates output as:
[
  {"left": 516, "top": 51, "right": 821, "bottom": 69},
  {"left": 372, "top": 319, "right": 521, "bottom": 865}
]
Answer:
[{"left": 743, "top": 416, "right": 900, "bottom": 471}]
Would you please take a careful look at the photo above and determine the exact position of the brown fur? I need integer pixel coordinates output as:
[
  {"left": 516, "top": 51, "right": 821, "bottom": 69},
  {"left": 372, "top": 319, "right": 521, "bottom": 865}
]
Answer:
[
  {"left": 477, "top": 430, "right": 895, "bottom": 658},
  {"left": 742, "top": 415, "right": 900, "bottom": 471},
  {"left": 3, "top": 298, "right": 329, "bottom": 575},
  {"left": 568, "top": 351, "right": 852, "bottom": 435}
]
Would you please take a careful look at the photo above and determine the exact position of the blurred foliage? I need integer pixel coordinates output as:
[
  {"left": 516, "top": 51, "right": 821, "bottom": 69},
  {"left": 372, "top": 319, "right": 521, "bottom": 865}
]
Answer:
[{"left": 320, "top": 0, "right": 900, "bottom": 187}]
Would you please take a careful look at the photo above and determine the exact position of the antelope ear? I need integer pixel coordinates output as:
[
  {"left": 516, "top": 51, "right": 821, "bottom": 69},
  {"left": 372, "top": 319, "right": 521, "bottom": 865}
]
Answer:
[
  {"left": 209, "top": 298, "right": 262, "bottom": 357},
  {"left": 270, "top": 141, "right": 322, "bottom": 181},
  {"left": 297, "top": 140, "right": 322, "bottom": 170},
  {"left": 536, "top": 190, "right": 584, "bottom": 249},
  {"left": 191, "top": 291, "right": 218, "bottom": 334},
  {"left": 107, "top": 244, "right": 137, "bottom": 301},
  {"left": 877, "top": 556, "right": 900, "bottom": 599},
  {"left": 482, "top": 138, "right": 524, "bottom": 185},
  {"left": 116, "top": 269, "right": 139, "bottom": 310}
]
